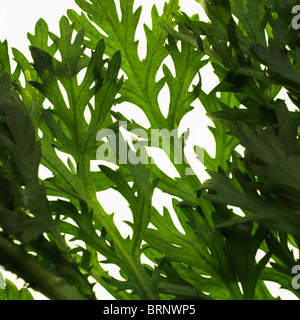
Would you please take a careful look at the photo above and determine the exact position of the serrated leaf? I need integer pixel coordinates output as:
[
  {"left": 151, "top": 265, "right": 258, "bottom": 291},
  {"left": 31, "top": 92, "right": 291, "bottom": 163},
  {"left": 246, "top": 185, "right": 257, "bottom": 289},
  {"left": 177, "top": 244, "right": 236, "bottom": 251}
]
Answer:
[
  {"left": 69, "top": 0, "right": 182, "bottom": 129},
  {"left": 5, "top": 280, "right": 34, "bottom": 300}
]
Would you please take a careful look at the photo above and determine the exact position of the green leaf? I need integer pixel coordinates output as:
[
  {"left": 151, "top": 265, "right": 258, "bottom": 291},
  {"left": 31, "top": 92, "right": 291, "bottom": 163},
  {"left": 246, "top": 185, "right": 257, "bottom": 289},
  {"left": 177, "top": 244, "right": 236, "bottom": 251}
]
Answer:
[
  {"left": 197, "top": 0, "right": 232, "bottom": 28},
  {"left": 68, "top": 0, "right": 208, "bottom": 205},
  {"left": 5, "top": 280, "right": 34, "bottom": 300},
  {"left": 1, "top": 0, "right": 299, "bottom": 301},
  {"left": 163, "top": 34, "right": 207, "bottom": 128},
  {"left": 0, "top": 40, "right": 12, "bottom": 75},
  {"left": 230, "top": 0, "right": 269, "bottom": 44},
  {"left": 68, "top": 0, "right": 181, "bottom": 129},
  {"left": 28, "top": 15, "right": 159, "bottom": 300},
  {"left": 0, "top": 71, "right": 58, "bottom": 239},
  {"left": 28, "top": 18, "right": 57, "bottom": 55},
  {"left": 145, "top": 199, "right": 243, "bottom": 299},
  {"left": 0, "top": 233, "right": 87, "bottom": 300},
  {"left": 251, "top": 42, "right": 300, "bottom": 91}
]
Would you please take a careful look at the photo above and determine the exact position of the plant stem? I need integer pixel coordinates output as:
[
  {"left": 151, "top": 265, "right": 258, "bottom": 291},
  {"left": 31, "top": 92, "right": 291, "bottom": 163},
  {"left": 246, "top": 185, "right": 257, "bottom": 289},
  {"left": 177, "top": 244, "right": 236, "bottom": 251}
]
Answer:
[
  {"left": 77, "top": 152, "right": 158, "bottom": 300},
  {"left": 86, "top": 191, "right": 158, "bottom": 300},
  {"left": 0, "top": 234, "right": 86, "bottom": 300}
]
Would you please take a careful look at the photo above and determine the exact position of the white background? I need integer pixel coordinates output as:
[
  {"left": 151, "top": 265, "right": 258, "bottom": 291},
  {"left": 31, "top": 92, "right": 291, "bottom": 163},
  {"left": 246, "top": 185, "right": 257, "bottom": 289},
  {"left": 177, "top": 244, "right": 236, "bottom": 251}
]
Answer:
[{"left": 0, "top": 0, "right": 297, "bottom": 300}]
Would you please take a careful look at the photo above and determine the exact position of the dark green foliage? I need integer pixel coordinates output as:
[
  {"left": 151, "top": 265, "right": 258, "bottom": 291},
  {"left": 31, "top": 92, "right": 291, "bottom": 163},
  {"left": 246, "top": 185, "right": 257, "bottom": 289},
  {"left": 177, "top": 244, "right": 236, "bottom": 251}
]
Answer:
[{"left": 0, "top": 0, "right": 299, "bottom": 300}]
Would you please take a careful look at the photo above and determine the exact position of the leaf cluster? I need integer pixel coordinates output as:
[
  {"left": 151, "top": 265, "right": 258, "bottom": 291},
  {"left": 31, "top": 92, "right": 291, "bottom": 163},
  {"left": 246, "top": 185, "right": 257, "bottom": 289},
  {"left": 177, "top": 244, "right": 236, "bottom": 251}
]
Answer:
[{"left": 0, "top": 0, "right": 299, "bottom": 300}]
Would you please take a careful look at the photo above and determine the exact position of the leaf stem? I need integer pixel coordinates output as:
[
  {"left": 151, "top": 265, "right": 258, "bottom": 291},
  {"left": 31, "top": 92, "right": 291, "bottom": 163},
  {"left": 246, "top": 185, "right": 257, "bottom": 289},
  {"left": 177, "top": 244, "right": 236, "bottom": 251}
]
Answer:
[
  {"left": 0, "top": 233, "right": 86, "bottom": 300},
  {"left": 86, "top": 194, "right": 158, "bottom": 300}
]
